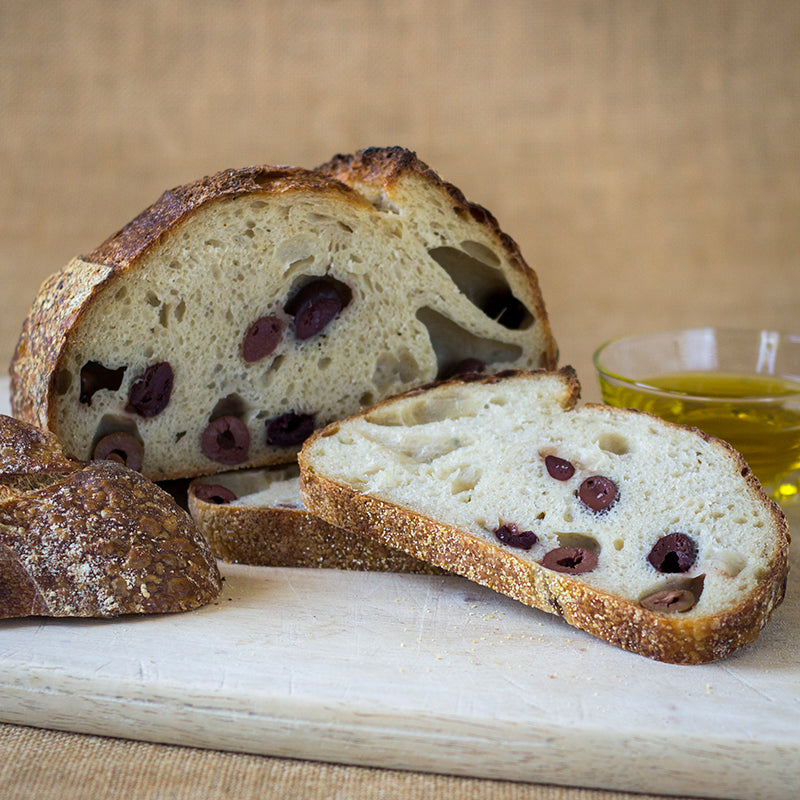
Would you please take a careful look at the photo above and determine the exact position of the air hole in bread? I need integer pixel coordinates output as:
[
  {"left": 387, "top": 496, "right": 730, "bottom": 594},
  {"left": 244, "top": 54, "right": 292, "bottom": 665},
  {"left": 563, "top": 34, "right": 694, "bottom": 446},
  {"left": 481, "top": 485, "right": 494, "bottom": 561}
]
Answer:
[
  {"left": 396, "top": 434, "right": 470, "bottom": 464},
  {"left": 613, "top": 538, "right": 625, "bottom": 551},
  {"left": 711, "top": 548, "right": 746, "bottom": 577},
  {"left": 276, "top": 235, "right": 315, "bottom": 267},
  {"left": 204, "top": 239, "right": 224, "bottom": 248},
  {"left": 251, "top": 169, "right": 286, "bottom": 188},
  {"left": 416, "top": 307, "right": 523, "bottom": 376},
  {"left": 174, "top": 300, "right": 186, "bottom": 323},
  {"left": 598, "top": 433, "right": 630, "bottom": 455},
  {"left": 556, "top": 532, "right": 601, "bottom": 555},
  {"left": 365, "top": 391, "right": 483, "bottom": 427},
  {"left": 209, "top": 393, "right": 248, "bottom": 422},
  {"left": 79, "top": 361, "right": 126, "bottom": 405},
  {"left": 450, "top": 466, "right": 481, "bottom": 495},
  {"left": 55, "top": 369, "right": 72, "bottom": 395},
  {"left": 372, "top": 349, "right": 422, "bottom": 391},
  {"left": 460, "top": 240, "right": 501, "bottom": 267},
  {"left": 428, "top": 246, "right": 532, "bottom": 331}
]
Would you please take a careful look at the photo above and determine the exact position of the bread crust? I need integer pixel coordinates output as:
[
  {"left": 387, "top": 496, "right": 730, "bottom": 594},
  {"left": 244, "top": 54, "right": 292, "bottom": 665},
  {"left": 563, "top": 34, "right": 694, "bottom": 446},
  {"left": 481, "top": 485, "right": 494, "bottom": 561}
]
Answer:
[
  {"left": 0, "top": 415, "right": 221, "bottom": 618},
  {"left": 298, "top": 368, "right": 790, "bottom": 665},
  {"left": 188, "top": 481, "right": 444, "bottom": 573}
]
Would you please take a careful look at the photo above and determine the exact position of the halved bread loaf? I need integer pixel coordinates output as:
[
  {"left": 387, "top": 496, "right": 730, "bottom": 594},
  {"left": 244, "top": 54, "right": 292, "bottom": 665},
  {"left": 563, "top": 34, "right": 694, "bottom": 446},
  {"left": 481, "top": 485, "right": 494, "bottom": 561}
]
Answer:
[
  {"left": 298, "top": 368, "right": 789, "bottom": 664},
  {"left": 10, "top": 147, "right": 556, "bottom": 480},
  {"left": 0, "top": 415, "right": 221, "bottom": 618},
  {"left": 188, "top": 465, "right": 442, "bottom": 572}
]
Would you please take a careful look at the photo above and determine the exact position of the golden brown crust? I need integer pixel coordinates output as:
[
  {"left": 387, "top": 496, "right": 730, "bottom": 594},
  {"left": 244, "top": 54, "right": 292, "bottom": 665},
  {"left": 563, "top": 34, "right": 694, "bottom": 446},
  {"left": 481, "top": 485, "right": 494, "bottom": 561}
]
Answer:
[
  {"left": 10, "top": 258, "right": 115, "bottom": 431},
  {"left": 0, "top": 415, "right": 221, "bottom": 619},
  {"left": 0, "top": 414, "right": 77, "bottom": 477},
  {"left": 85, "top": 166, "right": 356, "bottom": 269},
  {"left": 319, "top": 146, "right": 517, "bottom": 256},
  {"left": 188, "top": 483, "right": 443, "bottom": 573},
  {"left": 298, "top": 466, "right": 788, "bottom": 665},
  {"left": 317, "top": 146, "right": 558, "bottom": 370}
]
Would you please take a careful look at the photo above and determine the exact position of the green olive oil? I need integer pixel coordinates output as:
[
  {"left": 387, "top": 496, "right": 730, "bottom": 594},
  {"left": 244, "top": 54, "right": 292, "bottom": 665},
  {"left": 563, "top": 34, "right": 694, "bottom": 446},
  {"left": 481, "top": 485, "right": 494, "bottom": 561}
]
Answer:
[{"left": 599, "top": 371, "right": 800, "bottom": 497}]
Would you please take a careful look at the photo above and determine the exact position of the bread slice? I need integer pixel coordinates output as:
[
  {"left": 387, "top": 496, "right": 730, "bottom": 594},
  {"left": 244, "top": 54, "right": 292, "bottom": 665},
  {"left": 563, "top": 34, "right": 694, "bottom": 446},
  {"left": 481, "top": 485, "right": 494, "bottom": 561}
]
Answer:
[
  {"left": 10, "top": 147, "right": 557, "bottom": 481},
  {"left": 298, "top": 368, "right": 789, "bottom": 664},
  {"left": 188, "top": 465, "right": 443, "bottom": 573},
  {"left": 0, "top": 414, "right": 221, "bottom": 618}
]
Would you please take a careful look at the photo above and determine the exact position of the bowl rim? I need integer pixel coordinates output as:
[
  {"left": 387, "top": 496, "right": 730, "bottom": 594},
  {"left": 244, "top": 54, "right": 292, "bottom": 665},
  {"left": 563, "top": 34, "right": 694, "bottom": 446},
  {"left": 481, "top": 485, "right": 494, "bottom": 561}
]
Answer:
[{"left": 592, "top": 327, "right": 800, "bottom": 403}]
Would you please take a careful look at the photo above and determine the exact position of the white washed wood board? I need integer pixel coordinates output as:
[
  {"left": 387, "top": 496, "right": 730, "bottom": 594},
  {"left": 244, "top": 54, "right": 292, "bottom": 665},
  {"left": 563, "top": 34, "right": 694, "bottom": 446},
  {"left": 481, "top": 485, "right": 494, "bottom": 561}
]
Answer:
[{"left": 0, "top": 379, "right": 798, "bottom": 800}]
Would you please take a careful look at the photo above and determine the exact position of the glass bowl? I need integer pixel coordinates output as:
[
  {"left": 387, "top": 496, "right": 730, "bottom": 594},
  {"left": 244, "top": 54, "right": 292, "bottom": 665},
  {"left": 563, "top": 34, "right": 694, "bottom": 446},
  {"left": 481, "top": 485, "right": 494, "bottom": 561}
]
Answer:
[{"left": 593, "top": 328, "right": 800, "bottom": 502}]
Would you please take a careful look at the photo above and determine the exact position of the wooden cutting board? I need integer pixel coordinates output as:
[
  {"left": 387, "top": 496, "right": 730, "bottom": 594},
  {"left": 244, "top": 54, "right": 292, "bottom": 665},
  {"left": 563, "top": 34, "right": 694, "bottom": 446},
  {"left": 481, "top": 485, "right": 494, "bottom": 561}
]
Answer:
[{"left": 1, "top": 381, "right": 798, "bottom": 800}]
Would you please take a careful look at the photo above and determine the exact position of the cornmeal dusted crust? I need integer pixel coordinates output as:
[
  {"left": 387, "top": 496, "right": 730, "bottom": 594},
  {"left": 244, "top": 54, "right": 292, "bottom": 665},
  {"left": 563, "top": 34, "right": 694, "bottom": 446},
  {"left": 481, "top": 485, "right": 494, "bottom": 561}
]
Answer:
[
  {"left": 0, "top": 415, "right": 221, "bottom": 619},
  {"left": 298, "top": 368, "right": 790, "bottom": 665}
]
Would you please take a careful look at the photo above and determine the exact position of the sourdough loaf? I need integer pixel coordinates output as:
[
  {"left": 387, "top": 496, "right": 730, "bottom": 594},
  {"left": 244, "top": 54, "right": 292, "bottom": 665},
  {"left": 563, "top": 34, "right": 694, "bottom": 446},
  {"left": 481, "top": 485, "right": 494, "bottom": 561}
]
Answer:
[
  {"left": 188, "top": 465, "right": 442, "bottom": 572},
  {"left": 298, "top": 368, "right": 789, "bottom": 664},
  {"left": 0, "top": 414, "right": 221, "bottom": 618},
  {"left": 10, "top": 147, "right": 557, "bottom": 481}
]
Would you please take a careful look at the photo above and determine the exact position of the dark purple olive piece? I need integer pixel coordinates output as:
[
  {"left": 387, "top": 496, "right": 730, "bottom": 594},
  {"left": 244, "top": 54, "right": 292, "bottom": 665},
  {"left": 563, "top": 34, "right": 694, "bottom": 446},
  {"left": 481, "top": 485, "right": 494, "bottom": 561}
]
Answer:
[
  {"left": 494, "top": 523, "right": 538, "bottom": 550},
  {"left": 544, "top": 455, "right": 575, "bottom": 481},
  {"left": 242, "top": 315, "right": 283, "bottom": 363},
  {"left": 647, "top": 532, "right": 697, "bottom": 574},
  {"left": 193, "top": 483, "right": 237, "bottom": 504},
  {"left": 79, "top": 361, "right": 126, "bottom": 406},
  {"left": 92, "top": 432, "right": 144, "bottom": 471},
  {"left": 640, "top": 588, "right": 697, "bottom": 613},
  {"left": 127, "top": 362, "right": 174, "bottom": 418},
  {"left": 541, "top": 546, "right": 598, "bottom": 575},
  {"left": 577, "top": 475, "right": 618, "bottom": 513},
  {"left": 201, "top": 416, "right": 250, "bottom": 465},
  {"left": 266, "top": 412, "right": 316, "bottom": 446},
  {"left": 285, "top": 278, "right": 352, "bottom": 340}
]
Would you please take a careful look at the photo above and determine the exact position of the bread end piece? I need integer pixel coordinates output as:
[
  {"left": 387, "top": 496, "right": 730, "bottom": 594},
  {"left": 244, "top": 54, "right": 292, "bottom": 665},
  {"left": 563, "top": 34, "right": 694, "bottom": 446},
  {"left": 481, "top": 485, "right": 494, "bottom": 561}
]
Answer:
[{"left": 0, "top": 415, "right": 221, "bottom": 618}]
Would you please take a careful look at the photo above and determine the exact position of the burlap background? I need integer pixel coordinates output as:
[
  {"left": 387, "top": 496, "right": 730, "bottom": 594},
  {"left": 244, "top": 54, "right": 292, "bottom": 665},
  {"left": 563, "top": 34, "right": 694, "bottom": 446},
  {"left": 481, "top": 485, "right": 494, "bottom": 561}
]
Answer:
[
  {"left": 3, "top": 0, "right": 798, "bottom": 396},
  {"left": 1, "top": 1, "right": 798, "bottom": 798}
]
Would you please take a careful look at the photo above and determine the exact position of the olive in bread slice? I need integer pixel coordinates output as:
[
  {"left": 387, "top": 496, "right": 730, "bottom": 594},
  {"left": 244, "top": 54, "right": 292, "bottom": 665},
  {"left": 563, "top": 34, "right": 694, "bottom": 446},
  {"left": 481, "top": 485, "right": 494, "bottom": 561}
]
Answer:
[
  {"left": 0, "top": 415, "right": 221, "bottom": 618},
  {"left": 10, "top": 147, "right": 557, "bottom": 481},
  {"left": 188, "top": 464, "right": 443, "bottom": 573},
  {"left": 298, "top": 367, "right": 789, "bottom": 664}
]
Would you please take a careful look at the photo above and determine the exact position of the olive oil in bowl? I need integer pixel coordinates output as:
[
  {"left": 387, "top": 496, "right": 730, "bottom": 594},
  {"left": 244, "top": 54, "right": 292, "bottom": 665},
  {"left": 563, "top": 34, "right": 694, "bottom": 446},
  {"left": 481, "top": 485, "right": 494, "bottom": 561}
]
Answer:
[
  {"left": 598, "top": 371, "right": 800, "bottom": 499},
  {"left": 594, "top": 329, "right": 800, "bottom": 503}
]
